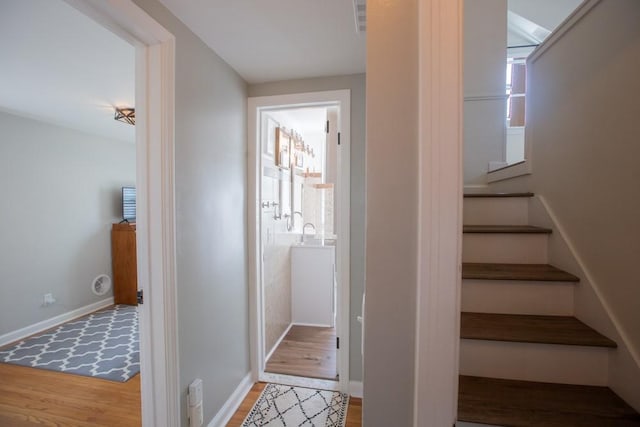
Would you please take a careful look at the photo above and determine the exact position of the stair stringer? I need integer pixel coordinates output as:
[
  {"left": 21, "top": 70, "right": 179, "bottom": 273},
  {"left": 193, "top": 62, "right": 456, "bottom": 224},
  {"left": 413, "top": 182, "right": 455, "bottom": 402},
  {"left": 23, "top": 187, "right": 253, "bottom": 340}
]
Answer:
[{"left": 530, "top": 195, "right": 640, "bottom": 411}]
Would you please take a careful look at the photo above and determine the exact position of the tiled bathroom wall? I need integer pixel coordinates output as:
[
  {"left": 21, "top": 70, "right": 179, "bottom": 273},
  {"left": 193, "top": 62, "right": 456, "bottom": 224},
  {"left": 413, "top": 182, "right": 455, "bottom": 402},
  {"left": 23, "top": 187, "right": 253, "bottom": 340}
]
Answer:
[{"left": 262, "top": 167, "right": 296, "bottom": 355}]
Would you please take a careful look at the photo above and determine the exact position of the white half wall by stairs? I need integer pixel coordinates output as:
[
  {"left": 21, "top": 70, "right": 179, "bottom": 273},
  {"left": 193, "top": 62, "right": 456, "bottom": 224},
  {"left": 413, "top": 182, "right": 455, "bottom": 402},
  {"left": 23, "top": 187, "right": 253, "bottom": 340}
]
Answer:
[{"left": 528, "top": 195, "right": 640, "bottom": 410}]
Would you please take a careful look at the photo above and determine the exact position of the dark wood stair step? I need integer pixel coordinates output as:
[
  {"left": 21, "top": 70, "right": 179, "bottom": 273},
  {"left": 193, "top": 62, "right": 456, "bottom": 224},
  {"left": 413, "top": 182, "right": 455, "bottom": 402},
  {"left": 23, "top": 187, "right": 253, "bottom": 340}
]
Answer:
[
  {"left": 464, "top": 225, "right": 552, "bottom": 234},
  {"left": 464, "top": 192, "right": 534, "bottom": 198},
  {"left": 459, "top": 375, "right": 640, "bottom": 427},
  {"left": 461, "top": 312, "right": 617, "bottom": 348},
  {"left": 462, "top": 263, "right": 580, "bottom": 282}
]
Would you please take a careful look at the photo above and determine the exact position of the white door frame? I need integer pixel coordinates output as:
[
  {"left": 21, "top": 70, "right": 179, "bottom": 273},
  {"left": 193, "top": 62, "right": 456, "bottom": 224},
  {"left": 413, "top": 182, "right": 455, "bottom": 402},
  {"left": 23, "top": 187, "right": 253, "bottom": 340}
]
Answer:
[
  {"left": 65, "top": 1, "right": 179, "bottom": 426},
  {"left": 248, "top": 90, "right": 351, "bottom": 392}
]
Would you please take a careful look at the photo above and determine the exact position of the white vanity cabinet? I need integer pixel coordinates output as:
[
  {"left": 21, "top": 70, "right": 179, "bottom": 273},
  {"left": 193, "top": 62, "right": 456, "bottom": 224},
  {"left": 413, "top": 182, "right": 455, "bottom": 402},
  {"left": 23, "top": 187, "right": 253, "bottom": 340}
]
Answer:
[{"left": 291, "top": 244, "right": 335, "bottom": 327}]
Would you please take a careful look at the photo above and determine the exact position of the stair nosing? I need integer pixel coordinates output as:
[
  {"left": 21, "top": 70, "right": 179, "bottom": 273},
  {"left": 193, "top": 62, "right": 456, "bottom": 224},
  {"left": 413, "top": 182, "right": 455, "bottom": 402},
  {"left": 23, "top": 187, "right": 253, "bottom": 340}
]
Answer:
[
  {"left": 463, "top": 225, "right": 552, "bottom": 234},
  {"left": 464, "top": 192, "right": 534, "bottom": 198}
]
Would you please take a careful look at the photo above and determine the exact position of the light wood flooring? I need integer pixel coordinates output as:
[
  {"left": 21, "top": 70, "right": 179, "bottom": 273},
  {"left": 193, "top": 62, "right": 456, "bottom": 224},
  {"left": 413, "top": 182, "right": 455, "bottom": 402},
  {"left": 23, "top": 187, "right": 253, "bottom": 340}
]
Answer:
[
  {"left": 226, "top": 382, "right": 361, "bottom": 427},
  {"left": 265, "top": 325, "right": 337, "bottom": 380},
  {"left": 0, "top": 363, "right": 141, "bottom": 426}
]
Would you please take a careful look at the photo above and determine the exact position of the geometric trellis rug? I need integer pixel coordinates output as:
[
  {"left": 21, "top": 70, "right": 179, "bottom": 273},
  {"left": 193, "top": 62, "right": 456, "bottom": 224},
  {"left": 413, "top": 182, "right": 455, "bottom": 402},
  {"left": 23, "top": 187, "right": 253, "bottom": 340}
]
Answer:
[
  {"left": 242, "top": 383, "right": 349, "bottom": 427},
  {"left": 0, "top": 305, "right": 139, "bottom": 382}
]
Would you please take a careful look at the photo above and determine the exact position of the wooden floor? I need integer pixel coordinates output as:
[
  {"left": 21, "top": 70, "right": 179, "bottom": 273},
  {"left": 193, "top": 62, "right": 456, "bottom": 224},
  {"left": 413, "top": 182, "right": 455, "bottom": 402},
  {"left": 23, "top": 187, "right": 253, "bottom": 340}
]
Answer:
[
  {"left": 462, "top": 262, "right": 580, "bottom": 282},
  {"left": 226, "top": 382, "right": 361, "bottom": 427},
  {"left": 464, "top": 192, "right": 534, "bottom": 198},
  {"left": 265, "top": 325, "right": 337, "bottom": 380},
  {"left": 0, "top": 363, "right": 141, "bottom": 427},
  {"left": 463, "top": 225, "right": 552, "bottom": 234},
  {"left": 459, "top": 375, "right": 640, "bottom": 427},
  {"left": 461, "top": 312, "right": 617, "bottom": 348}
]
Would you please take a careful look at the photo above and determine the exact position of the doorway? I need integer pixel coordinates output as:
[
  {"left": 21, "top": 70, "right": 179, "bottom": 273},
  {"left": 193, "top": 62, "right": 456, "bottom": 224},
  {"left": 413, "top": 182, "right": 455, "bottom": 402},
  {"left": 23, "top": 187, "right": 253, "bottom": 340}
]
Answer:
[
  {"left": 248, "top": 90, "right": 351, "bottom": 392},
  {"left": 63, "top": 1, "right": 179, "bottom": 426},
  {"left": 0, "top": 0, "right": 141, "bottom": 424}
]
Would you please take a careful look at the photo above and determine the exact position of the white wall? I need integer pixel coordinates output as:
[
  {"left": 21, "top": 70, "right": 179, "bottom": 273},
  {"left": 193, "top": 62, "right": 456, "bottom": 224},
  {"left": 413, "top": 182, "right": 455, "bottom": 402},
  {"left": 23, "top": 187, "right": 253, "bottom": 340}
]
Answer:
[
  {"left": 508, "top": 0, "right": 583, "bottom": 31},
  {"left": 364, "top": 0, "right": 417, "bottom": 424},
  {"left": 506, "top": 127, "right": 525, "bottom": 164},
  {"left": 464, "top": 0, "right": 508, "bottom": 187},
  {"left": 132, "top": 1, "right": 249, "bottom": 425},
  {"left": 0, "top": 111, "right": 135, "bottom": 336},
  {"left": 493, "top": 0, "right": 640, "bottom": 410},
  {"left": 248, "top": 74, "right": 366, "bottom": 382}
]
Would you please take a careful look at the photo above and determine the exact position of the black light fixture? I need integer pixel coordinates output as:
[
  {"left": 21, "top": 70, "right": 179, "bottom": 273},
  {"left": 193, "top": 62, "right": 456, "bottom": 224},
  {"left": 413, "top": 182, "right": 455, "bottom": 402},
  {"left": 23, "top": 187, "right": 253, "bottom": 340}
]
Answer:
[{"left": 114, "top": 107, "right": 135, "bottom": 125}]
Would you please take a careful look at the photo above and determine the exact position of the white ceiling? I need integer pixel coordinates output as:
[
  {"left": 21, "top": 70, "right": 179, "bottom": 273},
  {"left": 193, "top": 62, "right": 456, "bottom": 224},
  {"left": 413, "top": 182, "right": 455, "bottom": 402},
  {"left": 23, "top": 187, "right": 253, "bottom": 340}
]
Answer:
[
  {"left": 267, "top": 107, "right": 328, "bottom": 135},
  {"left": 0, "top": 0, "right": 135, "bottom": 143},
  {"left": 508, "top": 0, "right": 583, "bottom": 46},
  {"left": 0, "top": 0, "right": 582, "bottom": 142},
  {"left": 157, "top": 0, "right": 366, "bottom": 84}
]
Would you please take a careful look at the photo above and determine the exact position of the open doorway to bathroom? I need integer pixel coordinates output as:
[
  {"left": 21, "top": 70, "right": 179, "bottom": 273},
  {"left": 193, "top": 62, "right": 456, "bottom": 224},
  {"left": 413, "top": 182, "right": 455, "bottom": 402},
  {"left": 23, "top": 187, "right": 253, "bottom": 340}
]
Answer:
[{"left": 248, "top": 90, "right": 351, "bottom": 392}]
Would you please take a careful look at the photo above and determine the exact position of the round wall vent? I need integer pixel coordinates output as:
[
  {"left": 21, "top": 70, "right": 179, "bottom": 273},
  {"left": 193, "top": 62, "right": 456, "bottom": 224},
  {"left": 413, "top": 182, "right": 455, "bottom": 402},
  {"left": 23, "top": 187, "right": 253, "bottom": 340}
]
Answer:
[{"left": 92, "top": 274, "right": 112, "bottom": 296}]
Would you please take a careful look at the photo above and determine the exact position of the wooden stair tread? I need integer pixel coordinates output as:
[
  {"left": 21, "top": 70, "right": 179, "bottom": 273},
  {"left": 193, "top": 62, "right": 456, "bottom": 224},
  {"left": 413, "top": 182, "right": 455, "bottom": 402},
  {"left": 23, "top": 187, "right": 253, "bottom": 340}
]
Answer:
[
  {"left": 464, "top": 225, "right": 552, "bottom": 234},
  {"left": 464, "top": 192, "right": 534, "bottom": 198},
  {"left": 462, "top": 263, "right": 580, "bottom": 282},
  {"left": 461, "top": 312, "right": 617, "bottom": 348},
  {"left": 459, "top": 375, "right": 640, "bottom": 427}
]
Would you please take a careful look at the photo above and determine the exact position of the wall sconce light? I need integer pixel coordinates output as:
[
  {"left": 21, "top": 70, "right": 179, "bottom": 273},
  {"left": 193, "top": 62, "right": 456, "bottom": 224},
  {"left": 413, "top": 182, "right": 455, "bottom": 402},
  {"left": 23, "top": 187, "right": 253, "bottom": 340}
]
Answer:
[{"left": 114, "top": 107, "right": 135, "bottom": 125}]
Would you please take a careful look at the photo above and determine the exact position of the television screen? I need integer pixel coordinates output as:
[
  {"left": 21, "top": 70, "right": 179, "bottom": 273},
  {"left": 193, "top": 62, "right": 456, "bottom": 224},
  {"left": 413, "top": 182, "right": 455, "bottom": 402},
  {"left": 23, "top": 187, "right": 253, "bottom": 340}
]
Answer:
[{"left": 122, "top": 187, "right": 136, "bottom": 222}]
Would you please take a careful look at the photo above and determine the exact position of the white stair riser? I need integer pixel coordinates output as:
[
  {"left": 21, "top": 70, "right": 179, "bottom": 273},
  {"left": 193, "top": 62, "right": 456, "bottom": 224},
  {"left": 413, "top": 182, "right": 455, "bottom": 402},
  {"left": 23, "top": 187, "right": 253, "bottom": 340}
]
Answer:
[
  {"left": 463, "top": 234, "right": 548, "bottom": 263},
  {"left": 460, "top": 339, "right": 609, "bottom": 386},
  {"left": 464, "top": 197, "right": 529, "bottom": 225},
  {"left": 462, "top": 279, "right": 575, "bottom": 316}
]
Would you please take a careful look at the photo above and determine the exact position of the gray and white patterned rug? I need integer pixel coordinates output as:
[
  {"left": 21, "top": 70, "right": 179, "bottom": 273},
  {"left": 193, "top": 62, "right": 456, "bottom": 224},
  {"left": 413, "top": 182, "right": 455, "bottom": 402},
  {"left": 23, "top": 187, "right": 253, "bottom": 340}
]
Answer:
[
  {"left": 242, "top": 383, "right": 349, "bottom": 427},
  {"left": 0, "top": 305, "right": 139, "bottom": 382}
]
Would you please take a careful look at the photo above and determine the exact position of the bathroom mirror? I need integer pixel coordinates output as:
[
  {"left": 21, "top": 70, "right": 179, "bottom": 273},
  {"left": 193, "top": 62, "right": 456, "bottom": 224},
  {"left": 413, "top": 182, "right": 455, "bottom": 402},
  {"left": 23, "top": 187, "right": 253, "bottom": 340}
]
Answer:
[{"left": 275, "top": 127, "right": 291, "bottom": 169}]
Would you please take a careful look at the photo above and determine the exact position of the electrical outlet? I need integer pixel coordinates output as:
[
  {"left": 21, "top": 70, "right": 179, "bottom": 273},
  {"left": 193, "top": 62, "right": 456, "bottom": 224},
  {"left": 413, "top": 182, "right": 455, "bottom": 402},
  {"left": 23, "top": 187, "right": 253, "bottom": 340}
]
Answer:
[
  {"left": 188, "top": 379, "right": 203, "bottom": 406},
  {"left": 43, "top": 293, "right": 56, "bottom": 306}
]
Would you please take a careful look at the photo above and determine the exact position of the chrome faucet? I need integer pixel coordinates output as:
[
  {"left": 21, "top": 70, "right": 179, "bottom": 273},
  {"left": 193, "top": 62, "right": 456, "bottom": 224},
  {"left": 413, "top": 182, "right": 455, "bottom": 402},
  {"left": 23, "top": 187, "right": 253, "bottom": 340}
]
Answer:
[{"left": 302, "top": 222, "right": 316, "bottom": 242}]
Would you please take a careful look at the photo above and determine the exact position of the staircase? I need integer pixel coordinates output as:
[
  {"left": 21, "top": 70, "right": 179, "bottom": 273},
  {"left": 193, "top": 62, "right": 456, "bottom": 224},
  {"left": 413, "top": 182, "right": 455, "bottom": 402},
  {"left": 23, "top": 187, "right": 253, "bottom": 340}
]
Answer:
[{"left": 457, "top": 193, "right": 640, "bottom": 427}]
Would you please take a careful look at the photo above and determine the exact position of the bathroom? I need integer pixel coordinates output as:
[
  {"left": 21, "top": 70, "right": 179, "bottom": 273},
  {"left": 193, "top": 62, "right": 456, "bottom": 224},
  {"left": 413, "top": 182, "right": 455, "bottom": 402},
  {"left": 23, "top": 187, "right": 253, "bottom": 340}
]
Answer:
[{"left": 260, "top": 105, "right": 341, "bottom": 383}]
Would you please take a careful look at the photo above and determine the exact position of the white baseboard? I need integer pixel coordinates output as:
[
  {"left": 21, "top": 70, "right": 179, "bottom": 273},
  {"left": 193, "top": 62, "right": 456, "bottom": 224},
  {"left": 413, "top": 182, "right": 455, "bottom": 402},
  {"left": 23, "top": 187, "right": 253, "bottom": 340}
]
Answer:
[
  {"left": 291, "top": 322, "right": 333, "bottom": 328},
  {"left": 265, "top": 323, "right": 293, "bottom": 363},
  {"left": 208, "top": 373, "right": 253, "bottom": 427},
  {"left": 0, "top": 297, "right": 115, "bottom": 347},
  {"left": 349, "top": 380, "right": 363, "bottom": 398}
]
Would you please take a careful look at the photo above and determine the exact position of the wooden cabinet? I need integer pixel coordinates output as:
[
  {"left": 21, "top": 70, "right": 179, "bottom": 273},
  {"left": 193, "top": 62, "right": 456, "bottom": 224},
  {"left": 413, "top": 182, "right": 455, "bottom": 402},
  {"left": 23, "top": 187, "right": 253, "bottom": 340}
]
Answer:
[{"left": 111, "top": 223, "right": 138, "bottom": 305}]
